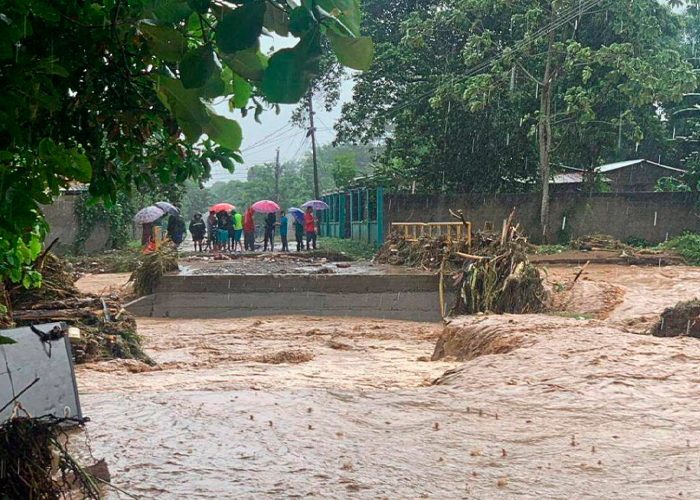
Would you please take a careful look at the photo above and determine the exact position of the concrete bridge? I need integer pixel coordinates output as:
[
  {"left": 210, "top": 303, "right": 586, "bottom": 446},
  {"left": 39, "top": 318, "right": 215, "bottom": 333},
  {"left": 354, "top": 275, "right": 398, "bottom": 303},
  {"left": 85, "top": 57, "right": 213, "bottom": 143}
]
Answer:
[{"left": 126, "top": 273, "right": 444, "bottom": 322}]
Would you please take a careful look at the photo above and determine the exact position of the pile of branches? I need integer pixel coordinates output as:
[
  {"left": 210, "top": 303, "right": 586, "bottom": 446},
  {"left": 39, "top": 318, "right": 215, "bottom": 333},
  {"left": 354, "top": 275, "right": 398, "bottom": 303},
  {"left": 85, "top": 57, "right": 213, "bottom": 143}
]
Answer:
[
  {"left": 0, "top": 416, "right": 101, "bottom": 499},
  {"left": 571, "top": 234, "right": 636, "bottom": 254},
  {"left": 375, "top": 209, "right": 548, "bottom": 316},
  {"left": 131, "top": 241, "right": 179, "bottom": 296},
  {"left": 447, "top": 211, "right": 547, "bottom": 316},
  {"left": 9, "top": 252, "right": 152, "bottom": 365}
]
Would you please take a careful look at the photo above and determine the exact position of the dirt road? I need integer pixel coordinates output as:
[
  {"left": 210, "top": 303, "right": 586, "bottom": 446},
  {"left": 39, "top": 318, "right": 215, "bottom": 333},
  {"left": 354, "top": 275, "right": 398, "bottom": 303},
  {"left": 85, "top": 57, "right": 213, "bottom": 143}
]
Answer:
[{"left": 74, "top": 265, "right": 700, "bottom": 499}]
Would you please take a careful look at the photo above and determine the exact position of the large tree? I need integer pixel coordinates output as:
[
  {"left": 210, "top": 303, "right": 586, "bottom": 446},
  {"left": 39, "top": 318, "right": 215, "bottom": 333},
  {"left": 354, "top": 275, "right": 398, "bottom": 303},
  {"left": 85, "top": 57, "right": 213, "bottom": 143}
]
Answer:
[
  {"left": 0, "top": 0, "right": 372, "bottom": 306},
  {"left": 336, "top": 0, "right": 695, "bottom": 239}
]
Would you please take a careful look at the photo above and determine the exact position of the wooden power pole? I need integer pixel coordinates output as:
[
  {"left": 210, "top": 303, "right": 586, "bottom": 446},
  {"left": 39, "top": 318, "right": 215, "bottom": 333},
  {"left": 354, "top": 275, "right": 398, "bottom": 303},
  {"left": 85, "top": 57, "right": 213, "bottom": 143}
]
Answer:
[
  {"left": 307, "top": 93, "right": 320, "bottom": 200},
  {"left": 274, "top": 147, "right": 281, "bottom": 202}
]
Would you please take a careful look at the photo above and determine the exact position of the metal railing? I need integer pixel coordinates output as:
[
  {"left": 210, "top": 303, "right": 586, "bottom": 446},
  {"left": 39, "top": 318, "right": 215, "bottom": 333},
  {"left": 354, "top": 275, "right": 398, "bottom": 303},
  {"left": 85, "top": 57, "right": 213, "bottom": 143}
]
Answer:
[{"left": 391, "top": 221, "right": 472, "bottom": 248}]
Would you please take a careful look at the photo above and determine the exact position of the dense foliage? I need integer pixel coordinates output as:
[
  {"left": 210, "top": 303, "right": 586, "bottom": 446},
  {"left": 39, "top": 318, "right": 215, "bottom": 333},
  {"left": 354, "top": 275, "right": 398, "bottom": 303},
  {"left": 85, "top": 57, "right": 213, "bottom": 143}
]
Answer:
[
  {"left": 0, "top": 0, "right": 372, "bottom": 295},
  {"left": 335, "top": 0, "right": 697, "bottom": 236}
]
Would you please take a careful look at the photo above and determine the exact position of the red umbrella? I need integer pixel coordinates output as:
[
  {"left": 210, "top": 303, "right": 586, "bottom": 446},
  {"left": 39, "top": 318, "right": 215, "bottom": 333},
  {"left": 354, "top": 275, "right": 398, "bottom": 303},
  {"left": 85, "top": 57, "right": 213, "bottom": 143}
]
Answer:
[
  {"left": 209, "top": 203, "right": 235, "bottom": 213},
  {"left": 251, "top": 200, "right": 280, "bottom": 213}
]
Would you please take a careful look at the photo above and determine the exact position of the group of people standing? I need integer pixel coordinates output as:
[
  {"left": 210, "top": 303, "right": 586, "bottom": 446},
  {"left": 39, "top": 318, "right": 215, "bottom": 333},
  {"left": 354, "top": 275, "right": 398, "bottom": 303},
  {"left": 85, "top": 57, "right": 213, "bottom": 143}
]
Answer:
[{"left": 188, "top": 206, "right": 318, "bottom": 253}]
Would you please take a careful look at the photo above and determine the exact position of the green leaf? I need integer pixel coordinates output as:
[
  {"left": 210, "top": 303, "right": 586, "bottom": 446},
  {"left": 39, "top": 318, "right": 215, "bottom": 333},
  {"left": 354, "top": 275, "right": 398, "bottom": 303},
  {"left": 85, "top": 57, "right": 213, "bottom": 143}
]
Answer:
[
  {"left": 232, "top": 73, "right": 251, "bottom": 108},
  {"left": 264, "top": 3, "right": 289, "bottom": 36},
  {"left": 180, "top": 44, "right": 217, "bottom": 89},
  {"left": 218, "top": 155, "right": 235, "bottom": 172},
  {"left": 148, "top": 0, "right": 192, "bottom": 24},
  {"left": 187, "top": 0, "right": 211, "bottom": 14},
  {"left": 316, "top": 0, "right": 361, "bottom": 37},
  {"left": 204, "top": 109, "right": 242, "bottom": 150},
  {"left": 261, "top": 32, "right": 322, "bottom": 103},
  {"left": 0, "top": 150, "right": 13, "bottom": 161},
  {"left": 215, "top": 1, "right": 267, "bottom": 54},
  {"left": 140, "top": 21, "right": 188, "bottom": 61},
  {"left": 222, "top": 49, "right": 267, "bottom": 81},
  {"left": 153, "top": 74, "right": 208, "bottom": 142},
  {"left": 199, "top": 72, "right": 226, "bottom": 99},
  {"left": 289, "top": 7, "right": 314, "bottom": 37},
  {"left": 0, "top": 335, "right": 16, "bottom": 345},
  {"left": 327, "top": 32, "right": 373, "bottom": 71}
]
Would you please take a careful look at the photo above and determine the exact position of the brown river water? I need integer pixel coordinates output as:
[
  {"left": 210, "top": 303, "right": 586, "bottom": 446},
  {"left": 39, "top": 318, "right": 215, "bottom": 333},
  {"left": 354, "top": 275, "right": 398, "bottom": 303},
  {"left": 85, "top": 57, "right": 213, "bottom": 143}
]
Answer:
[{"left": 72, "top": 265, "right": 700, "bottom": 499}]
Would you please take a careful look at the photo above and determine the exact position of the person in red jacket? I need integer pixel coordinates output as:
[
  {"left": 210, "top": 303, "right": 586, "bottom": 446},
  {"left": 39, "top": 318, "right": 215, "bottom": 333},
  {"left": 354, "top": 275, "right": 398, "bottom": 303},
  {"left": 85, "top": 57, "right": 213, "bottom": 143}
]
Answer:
[
  {"left": 303, "top": 207, "right": 317, "bottom": 250},
  {"left": 242, "top": 206, "right": 255, "bottom": 251}
]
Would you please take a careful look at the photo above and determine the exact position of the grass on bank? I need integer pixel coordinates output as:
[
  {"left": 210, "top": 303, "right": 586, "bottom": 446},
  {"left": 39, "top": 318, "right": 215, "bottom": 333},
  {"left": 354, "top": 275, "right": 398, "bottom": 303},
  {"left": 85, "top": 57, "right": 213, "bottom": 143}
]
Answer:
[
  {"left": 658, "top": 231, "right": 700, "bottom": 265},
  {"left": 317, "top": 237, "right": 377, "bottom": 260}
]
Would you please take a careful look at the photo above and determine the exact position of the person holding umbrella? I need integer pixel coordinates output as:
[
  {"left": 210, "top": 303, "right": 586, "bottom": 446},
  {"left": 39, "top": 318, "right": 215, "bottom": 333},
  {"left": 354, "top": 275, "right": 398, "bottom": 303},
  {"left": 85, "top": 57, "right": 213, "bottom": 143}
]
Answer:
[
  {"left": 264, "top": 211, "right": 276, "bottom": 251},
  {"left": 167, "top": 213, "right": 186, "bottom": 247},
  {"left": 242, "top": 205, "right": 255, "bottom": 251},
  {"left": 294, "top": 217, "right": 304, "bottom": 252},
  {"left": 304, "top": 207, "right": 317, "bottom": 250}
]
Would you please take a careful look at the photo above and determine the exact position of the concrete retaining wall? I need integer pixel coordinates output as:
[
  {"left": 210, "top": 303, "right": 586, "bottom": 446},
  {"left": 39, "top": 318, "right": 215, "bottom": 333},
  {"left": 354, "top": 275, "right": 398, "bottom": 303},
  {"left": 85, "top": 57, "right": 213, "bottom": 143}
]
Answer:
[{"left": 127, "top": 274, "right": 444, "bottom": 322}]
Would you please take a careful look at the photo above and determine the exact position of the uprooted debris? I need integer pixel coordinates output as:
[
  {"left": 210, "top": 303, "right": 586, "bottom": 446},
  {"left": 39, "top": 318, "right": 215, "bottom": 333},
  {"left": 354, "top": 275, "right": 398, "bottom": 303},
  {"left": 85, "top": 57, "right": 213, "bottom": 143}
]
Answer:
[
  {"left": 651, "top": 299, "right": 700, "bottom": 339},
  {"left": 9, "top": 253, "right": 152, "bottom": 365},
  {"left": 377, "top": 210, "right": 548, "bottom": 316},
  {"left": 0, "top": 415, "right": 103, "bottom": 500},
  {"left": 131, "top": 241, "right": 179, "bottom": 296}
]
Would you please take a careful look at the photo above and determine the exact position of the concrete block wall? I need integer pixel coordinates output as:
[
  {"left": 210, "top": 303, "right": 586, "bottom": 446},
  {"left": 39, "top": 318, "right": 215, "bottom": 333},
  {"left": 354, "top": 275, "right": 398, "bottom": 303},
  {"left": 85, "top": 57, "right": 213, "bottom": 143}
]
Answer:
[
  {"left": 42, "top": 193, "right": 111, "bottom": 254},
  {"left": 384, "top": 192, "right": 700, "bottom": 244},
  {"left": 127, "top": 274, "right": 445, "bottom": 322}
]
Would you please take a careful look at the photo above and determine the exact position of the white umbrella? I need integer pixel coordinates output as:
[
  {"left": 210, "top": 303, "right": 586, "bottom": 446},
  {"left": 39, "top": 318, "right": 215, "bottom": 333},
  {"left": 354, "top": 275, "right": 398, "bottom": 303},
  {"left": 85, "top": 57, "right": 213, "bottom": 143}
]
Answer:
[
  {"left": 155, "top": 201, "right": 180, "bottom": 216},
  {"left": 134, "top": 206, "right": 166, "bottom": 224}
]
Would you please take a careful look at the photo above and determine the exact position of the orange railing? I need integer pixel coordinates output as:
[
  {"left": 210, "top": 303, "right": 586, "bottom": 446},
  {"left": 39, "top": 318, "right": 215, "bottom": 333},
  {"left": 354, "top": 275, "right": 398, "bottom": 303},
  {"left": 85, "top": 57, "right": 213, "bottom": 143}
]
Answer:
[{"left": 391, "top": 221, "right": 472, "bottom": 248}]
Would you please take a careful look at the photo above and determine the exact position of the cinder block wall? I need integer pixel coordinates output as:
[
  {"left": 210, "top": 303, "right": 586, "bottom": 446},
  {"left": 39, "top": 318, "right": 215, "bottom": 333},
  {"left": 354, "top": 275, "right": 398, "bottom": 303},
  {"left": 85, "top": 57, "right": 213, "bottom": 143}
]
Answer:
[{"left": 384, "top": 192, "right": 700, "bottom": 244}]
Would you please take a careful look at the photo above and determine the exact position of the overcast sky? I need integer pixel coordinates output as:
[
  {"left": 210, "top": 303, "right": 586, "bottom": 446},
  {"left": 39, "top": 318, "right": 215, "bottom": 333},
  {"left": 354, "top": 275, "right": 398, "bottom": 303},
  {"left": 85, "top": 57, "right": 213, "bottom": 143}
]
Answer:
[{"left": 208, "top": 34, "right": 353, "bottom": 185}]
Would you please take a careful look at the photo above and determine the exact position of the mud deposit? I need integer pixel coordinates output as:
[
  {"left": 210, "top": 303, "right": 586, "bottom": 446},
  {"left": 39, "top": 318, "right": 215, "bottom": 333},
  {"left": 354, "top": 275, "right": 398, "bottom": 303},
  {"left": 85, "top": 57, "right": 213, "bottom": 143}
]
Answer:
[{"left": 74, "top": 265, "right": 700, "bottom": 499}]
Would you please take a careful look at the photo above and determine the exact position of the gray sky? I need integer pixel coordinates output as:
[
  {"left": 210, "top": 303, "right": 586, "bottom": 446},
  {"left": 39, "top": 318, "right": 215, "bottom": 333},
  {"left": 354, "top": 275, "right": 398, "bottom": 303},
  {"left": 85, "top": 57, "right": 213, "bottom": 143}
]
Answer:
[{"left": 208, "top": 34, "right": 353, "bottom": 185}]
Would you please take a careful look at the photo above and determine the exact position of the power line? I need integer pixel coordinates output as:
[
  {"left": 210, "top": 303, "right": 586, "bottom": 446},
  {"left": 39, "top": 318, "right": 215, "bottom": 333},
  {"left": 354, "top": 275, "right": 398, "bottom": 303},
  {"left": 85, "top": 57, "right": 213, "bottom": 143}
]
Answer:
[{"left": 241, "top": 123, "right": 292, "bottom": 152}]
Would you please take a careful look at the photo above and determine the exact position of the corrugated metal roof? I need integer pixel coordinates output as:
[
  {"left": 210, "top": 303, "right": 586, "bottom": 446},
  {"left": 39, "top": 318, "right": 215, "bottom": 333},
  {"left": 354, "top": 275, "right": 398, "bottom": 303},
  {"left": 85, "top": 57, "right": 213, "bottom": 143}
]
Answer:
[
  {"left": 597, "top": 159, "right": 685, "bottom": 174},
  {"left": 551, "top": 172, "right": 584, "bottom": 184}
]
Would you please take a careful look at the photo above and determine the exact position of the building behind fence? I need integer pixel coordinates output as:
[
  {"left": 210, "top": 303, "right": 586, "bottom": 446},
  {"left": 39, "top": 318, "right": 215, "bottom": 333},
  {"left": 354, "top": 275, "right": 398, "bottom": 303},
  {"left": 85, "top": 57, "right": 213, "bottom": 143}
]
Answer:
[{"left": 321, "top": 189, "right": 700, "bottom": 246}]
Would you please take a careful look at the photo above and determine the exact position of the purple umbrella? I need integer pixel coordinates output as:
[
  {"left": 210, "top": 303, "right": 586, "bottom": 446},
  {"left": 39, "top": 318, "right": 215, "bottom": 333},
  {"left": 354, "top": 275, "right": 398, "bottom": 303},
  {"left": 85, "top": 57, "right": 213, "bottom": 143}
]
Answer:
[
  {"left": 134, "top": 206, "right": 166, "bottom": 224},
  {"left": 301, "top": 200, "right": 329, "bottom": 210}
]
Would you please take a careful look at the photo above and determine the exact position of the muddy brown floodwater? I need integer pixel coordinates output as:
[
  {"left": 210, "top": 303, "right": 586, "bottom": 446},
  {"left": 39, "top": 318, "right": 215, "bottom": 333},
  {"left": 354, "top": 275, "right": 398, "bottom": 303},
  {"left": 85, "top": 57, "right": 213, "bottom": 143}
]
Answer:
[{"left": 73, "top": 265, "right": 700, "bottom": 499}]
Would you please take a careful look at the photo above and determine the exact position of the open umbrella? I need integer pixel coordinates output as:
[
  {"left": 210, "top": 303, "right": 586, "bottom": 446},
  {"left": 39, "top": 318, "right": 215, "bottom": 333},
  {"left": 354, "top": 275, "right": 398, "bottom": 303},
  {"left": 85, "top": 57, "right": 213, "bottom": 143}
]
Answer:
[
  {"left": 288, "top": 207, "right": 304, "bottom": 223},
  {"left": 134, "top": 206, "right": 166, "bottom": 224},
  {"left": 301, "top": 200, "right": 330, "bottom": 210},
  {"left": 251, "top": 200, "right": 280, "bottom": 213},
  {"left": 209, "top": 202, "right": 235, "bottom": 213},
  {"left": 155, "top": 201, "right": 180, "bottom": 216}
]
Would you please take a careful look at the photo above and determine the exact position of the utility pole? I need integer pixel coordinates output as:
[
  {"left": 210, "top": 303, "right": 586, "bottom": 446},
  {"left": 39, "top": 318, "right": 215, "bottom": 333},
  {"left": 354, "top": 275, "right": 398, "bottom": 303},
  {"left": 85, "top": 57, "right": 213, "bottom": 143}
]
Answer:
[
  {"left": 274, "top": 147, "right": 281, "bottom": 202},
  {"left": 307, "top": 92, "right": 320, "bottom": 200}
]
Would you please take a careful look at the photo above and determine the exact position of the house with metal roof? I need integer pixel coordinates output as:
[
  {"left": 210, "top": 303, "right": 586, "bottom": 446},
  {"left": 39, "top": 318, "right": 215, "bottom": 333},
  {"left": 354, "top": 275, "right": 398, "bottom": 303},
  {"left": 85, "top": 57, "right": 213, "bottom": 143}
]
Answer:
[{"left": 551, "top": 159, "right": 684, "bottom": 193}]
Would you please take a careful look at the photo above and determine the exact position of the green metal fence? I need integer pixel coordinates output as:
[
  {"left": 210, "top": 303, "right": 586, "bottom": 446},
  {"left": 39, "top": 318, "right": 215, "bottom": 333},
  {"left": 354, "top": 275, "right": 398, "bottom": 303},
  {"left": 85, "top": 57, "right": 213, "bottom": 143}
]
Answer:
[{"left": 321, "top": 187, "right": 384, "bottom": 245}]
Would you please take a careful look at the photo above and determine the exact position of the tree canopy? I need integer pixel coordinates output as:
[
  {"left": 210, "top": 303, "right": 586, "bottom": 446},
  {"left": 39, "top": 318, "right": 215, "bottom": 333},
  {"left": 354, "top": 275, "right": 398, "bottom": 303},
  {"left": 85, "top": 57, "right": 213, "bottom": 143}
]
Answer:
[
  {"left": 0, "top": 0, "right": 372, "bottom": 294},
  {"left": 335, "top": 0, "right": 696, "bottom": 237}
]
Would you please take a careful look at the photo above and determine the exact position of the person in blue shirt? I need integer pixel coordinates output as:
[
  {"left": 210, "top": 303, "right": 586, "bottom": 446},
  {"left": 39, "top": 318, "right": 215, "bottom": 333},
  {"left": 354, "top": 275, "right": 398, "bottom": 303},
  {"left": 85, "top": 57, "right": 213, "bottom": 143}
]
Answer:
[{"left": 279, "top": 210, "right": 289, "bottom": 252}]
